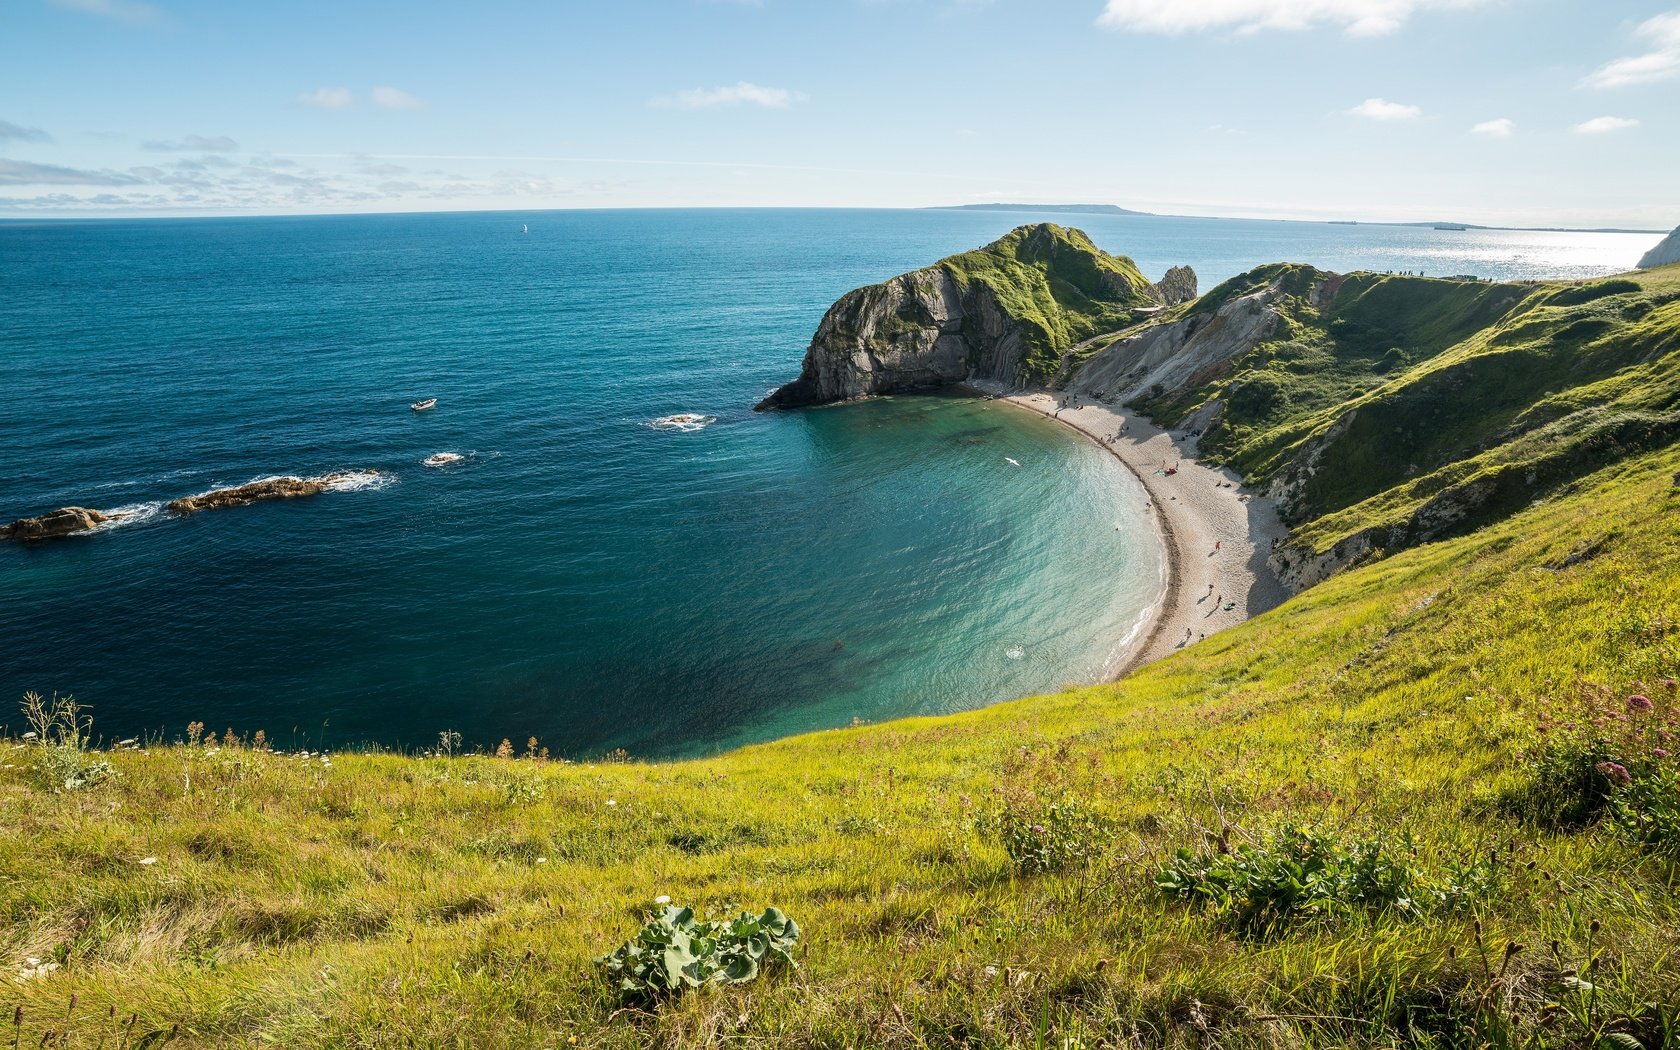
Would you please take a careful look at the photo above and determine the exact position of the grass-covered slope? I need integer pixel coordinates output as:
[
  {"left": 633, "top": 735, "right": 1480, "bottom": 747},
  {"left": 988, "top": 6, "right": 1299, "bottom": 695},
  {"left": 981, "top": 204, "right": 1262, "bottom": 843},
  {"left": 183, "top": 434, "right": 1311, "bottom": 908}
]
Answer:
[
  {"left": 938, "top": 224, "right": 1157, "bottom": 380},
  {"left": 1131, "top": 264, "right": 1680, "bottom": 573},
  {"left": 6, "top": 445, "right": 1680, "bottom": 1046}
]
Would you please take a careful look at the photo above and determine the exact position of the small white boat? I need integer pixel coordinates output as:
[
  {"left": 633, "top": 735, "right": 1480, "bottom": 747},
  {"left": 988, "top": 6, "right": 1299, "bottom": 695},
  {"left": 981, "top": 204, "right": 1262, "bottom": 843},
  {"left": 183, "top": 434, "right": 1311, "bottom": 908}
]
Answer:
[{"left": 411, "top": 398, "right": 437, "bottom": 412}]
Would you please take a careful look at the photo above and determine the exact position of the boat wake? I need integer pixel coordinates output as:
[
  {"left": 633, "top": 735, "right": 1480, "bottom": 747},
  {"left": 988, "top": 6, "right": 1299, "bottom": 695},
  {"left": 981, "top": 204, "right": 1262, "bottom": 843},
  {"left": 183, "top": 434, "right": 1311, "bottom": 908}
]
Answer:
[{"left": 648, "top": 413, "right": 717, "bottom": 433}]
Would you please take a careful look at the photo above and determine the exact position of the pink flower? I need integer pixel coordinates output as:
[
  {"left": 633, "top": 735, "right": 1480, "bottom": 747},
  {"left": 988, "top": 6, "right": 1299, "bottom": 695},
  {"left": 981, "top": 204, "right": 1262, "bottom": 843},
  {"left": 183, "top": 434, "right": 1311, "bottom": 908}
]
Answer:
[
  {"left": 1653, "top": 748, "right": 1670, "bottom": 759},
  {"left": 1030, "top": 824, "right": 1047, "bottom": 835},
  {"left": 1660, "top": 678, "right": 1678, "bottom": 690},
  {"left": 1596, "top": 761, "right": 1633, "bottom": 786},
  {"left": 1629, "top": 694, "right": 1655, "bottom": 711}
]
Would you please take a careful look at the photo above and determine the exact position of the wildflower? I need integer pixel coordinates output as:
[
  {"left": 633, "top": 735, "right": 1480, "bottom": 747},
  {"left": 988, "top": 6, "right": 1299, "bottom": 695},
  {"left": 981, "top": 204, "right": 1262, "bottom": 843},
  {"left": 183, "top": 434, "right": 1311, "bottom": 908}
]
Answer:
[
  {"left": 605, "top": 799, "right": 617, "bottom": 807},
  {"left": 1629, "top": 694, "right": 1654, "bottom": 711},
  {"left": 138, "top": 856, "right": 158, "bottom": 865},
  {"left": 1662, "top": 678, "right": 1678, "bottom": 690},
  {"left": 1595, "top": 761, "right": 1633, "bottom": 786},
  {"left": 1654, "top": 748, "right": 1671, "bottom": 759},
  {"left": 1030, "top": 824, "right": 1047, "bottom": 835},
  {"left": 654, "top": 894, "right": 671, "bottom": 905},
  {"left": 536, "top": 857, "right": 548, "bottom": 864}
]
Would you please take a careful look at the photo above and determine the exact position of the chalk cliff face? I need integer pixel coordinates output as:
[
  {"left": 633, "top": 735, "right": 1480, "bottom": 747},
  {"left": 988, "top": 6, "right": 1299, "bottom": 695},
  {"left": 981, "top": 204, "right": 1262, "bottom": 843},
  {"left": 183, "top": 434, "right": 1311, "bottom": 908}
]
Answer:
[
  {"left": 1060, "top": 270, "right": 1314, "bottom": 405},
  {"left": 1639, "top": 225, "right": 1680, "bottom": 269},
  {"left": 754, "top": 267, "right": 995, "bottom": 409},
  {"left": 757, "top": 224, "right": 1183, "bottom": 409}
]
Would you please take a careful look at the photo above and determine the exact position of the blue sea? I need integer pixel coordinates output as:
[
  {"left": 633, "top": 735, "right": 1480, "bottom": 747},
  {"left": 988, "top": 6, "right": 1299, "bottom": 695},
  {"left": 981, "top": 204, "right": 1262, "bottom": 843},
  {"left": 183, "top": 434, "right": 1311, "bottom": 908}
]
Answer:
[{"left": 0, "top": 209, "right": 1658, "bottom": 756}]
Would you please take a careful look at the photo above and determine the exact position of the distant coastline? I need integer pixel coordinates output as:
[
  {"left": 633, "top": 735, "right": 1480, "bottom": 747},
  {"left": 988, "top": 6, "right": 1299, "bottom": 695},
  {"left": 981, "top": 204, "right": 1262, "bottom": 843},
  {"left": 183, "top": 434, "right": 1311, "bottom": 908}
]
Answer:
[
  {"left": 924, "top": 202, "right": 1665, "bottom": 236},
  {"left": 0, "top": 206, "right": 1665, "bottom": 236}
]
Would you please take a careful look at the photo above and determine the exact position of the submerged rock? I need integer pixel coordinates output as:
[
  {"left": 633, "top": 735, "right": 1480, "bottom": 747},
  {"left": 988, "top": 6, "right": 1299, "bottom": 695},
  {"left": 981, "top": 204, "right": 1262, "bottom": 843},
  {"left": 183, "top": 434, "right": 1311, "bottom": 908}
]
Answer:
[
  {"left": 1, "top": 506, "right": 116, "bottom": 541},
  {"left": 167, "top": 473, "right": 369, "bottom": 515},
  {"left": 1638, "top": 224, "right": 1680, "bottom": 269}
]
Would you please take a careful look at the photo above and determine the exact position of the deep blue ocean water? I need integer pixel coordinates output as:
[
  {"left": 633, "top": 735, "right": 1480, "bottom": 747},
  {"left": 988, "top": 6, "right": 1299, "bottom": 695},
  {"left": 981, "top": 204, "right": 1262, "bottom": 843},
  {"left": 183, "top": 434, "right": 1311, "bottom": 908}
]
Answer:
[{"left": 0, "top": 209, "right": 1657, "bottom": 756}]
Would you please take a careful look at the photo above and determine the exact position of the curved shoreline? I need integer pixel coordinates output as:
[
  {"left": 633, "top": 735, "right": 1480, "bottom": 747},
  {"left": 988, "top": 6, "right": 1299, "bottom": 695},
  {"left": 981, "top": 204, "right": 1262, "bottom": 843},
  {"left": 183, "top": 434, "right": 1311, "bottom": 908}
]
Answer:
[{"left": 973, "top": 384, "right": 1291, "bottom": 677}]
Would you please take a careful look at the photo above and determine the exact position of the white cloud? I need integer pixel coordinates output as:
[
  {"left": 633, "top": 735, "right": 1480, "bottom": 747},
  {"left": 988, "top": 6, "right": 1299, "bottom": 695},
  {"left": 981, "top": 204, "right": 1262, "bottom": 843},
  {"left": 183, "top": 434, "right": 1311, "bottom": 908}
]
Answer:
[
  {"left": 1471, "top": 117, "right": 1515, "bottom": 136},
  {"left": 1348, "top": 97, "right": 1423, "bottom": 120},
  {"left": 1582, "top": 11, "right": 1680, "bottom": 88},
  {"left": 51, "top": 0, "right": 160, "bottom": 24},
  {"left": 0, "top": 120, "right": 52, "bottom": 143},
  {"left": 1096, "top": 0, "right": 1496, "bottom": 37},
  {"left": 1573, "top": 115, "right": 1639, "bottom": 134},
  {"left": 299, "top": 87, "right": 353, "bottom": 109},
  {"left": 0, "top": 158, "right": 141, "bottom": 186},
  {"left": 371, "top": 86, "right": 425, "bottom": 110},
  {"left": 143, "top": 134, "right": 239, "bottom": 151},
  {"left": 656, "top": 81, "right": 807, "bottom": 110}
]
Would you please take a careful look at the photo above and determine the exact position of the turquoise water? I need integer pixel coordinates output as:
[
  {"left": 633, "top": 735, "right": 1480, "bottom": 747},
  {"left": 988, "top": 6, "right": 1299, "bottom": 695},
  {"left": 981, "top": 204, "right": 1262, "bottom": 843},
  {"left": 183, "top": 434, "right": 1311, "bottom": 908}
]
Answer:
[{"left": 0, "top": 209, "right": 1651, "bottom": 755}]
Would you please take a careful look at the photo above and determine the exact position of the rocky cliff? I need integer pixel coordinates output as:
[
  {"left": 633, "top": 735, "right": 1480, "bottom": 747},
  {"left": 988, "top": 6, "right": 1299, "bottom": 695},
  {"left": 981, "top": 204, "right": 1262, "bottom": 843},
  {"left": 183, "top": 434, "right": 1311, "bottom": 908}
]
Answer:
[
  {"left": 756, "top": 224, "right": 1185, "bottom": 409},
  {"left": 1059, "top": 266, "right": 1323, "bottom": 405},
  {"left": 1061, "top": 260, "right": 1680, "bottom": 591},
  {"left": 1639, "top": 225, "right": 1680, "bottom": 269}
]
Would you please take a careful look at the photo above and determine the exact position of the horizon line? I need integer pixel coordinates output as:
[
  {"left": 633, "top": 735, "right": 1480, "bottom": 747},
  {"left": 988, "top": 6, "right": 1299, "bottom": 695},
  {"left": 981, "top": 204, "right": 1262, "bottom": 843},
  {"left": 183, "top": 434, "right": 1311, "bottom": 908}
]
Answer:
[{"left": 0, "top": 203, "right": 1665, "bottom": 236}]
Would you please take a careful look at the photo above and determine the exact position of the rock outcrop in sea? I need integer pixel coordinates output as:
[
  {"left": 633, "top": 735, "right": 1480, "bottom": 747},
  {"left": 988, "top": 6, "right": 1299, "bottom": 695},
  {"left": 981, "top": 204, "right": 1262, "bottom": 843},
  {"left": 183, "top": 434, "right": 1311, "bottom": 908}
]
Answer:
[
  {"left": 167, "top": 473, "right": 374, "bottom": 515},
  {"left": 756, "top": 224, "right": 1191, "bottom": 409},
  {"left": 1, "top": 506, "right": 118, "bottom": 541},
  {"left": 1639, "top": 225, "right": 1680, "bottom": 269},
  {"left": 1151, "top": 265, "right": 1198, "bottom": 306}
]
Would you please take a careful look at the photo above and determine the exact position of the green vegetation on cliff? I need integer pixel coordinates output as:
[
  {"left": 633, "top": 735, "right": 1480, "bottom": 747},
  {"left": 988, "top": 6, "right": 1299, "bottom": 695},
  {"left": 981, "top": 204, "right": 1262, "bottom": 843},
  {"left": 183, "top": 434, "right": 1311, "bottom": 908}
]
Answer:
[
  {"left": 1133, "top": 263, "right": 1680, "bottom": 569},
  {"left": 938, "top": 224, "right": 1156, "bottom": 380}
]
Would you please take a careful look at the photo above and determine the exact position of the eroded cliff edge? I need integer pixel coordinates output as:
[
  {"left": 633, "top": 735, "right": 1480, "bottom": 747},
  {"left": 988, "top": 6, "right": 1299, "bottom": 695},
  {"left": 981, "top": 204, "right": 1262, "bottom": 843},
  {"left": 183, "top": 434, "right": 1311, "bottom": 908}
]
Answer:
[
  {"left": 1639, "top": 225, "right": 1680, "bottom": 269},
  {"left": 755, "top": 224, "right": 1193, "bottom": 409}
]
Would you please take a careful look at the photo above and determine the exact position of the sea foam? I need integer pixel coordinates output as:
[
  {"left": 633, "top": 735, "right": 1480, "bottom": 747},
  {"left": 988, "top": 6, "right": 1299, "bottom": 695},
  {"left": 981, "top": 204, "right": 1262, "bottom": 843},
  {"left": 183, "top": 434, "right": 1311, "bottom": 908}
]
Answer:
[{"left": 648, "top": 413, "right": 717, "bottom": 433}]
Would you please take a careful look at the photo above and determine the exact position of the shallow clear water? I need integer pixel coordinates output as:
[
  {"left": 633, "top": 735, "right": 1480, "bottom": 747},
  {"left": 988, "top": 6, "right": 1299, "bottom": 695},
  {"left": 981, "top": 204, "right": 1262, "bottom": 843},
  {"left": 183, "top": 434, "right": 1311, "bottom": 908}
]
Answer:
[{"left": 0, "top": 209, "right": 1652, "bottom": 755}]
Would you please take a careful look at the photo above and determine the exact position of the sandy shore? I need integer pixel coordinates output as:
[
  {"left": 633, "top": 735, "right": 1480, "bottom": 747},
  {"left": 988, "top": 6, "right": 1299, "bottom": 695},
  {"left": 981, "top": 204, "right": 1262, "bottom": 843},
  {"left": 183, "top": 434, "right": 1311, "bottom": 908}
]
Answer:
[{"left": 975, "top": 385, "right": 1292, "bottom": 674}]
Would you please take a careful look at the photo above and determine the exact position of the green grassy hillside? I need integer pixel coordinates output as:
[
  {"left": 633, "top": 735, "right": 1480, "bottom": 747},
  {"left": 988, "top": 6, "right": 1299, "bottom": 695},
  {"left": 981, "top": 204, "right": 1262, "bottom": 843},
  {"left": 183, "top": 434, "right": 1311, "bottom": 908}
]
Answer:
[
  {"left": 939, "top": 224, "right": 1158, "bottom": 381},
  {"left": 6, "top": 429, "right": 1680, "bottom": 1048},
  {"left": 1134, "top": 264, "right": 1680, "bottom": 571}
]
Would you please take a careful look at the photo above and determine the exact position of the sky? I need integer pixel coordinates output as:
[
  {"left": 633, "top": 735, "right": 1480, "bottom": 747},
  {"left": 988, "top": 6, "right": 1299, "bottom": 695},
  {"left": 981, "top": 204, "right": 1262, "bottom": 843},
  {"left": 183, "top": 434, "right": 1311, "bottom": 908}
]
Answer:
[{"left": 1, "top": 0, "right": 1676, "bottom": 227}]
